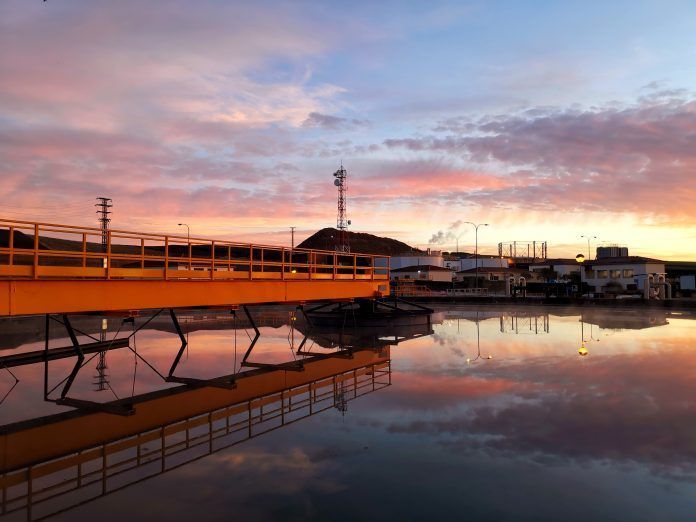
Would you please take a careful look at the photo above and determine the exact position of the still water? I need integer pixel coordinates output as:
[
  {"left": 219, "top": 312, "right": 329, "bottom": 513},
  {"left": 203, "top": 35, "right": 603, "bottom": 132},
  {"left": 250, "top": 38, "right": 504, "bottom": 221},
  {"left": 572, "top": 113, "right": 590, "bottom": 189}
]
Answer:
[{"left": 1, "top": 305, "right": 696, "bottom": 521}]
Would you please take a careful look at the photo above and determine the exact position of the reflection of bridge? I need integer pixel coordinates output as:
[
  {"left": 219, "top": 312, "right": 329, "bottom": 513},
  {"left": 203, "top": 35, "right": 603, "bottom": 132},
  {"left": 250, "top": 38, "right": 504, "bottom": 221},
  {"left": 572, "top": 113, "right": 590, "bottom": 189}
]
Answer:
[
  {"left": 0, "top": 219, "right": 389, "bottom": 316},
  {"left": 0, "top": 346, "right": 391, "bottom": 520}
]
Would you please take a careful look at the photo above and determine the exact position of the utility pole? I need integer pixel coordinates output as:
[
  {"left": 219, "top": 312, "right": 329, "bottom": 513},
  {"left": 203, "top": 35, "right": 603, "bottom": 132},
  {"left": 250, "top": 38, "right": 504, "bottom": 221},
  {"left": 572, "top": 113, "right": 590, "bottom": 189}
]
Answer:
[
  {"left": 94, "top": 197, "right": 112, "bottom": 392},
  {"left": 289, "top": 226, "right": 296, "bottom": 274},
  {"left": 464, "top": 222, "right": 489, "bottom": 292}
]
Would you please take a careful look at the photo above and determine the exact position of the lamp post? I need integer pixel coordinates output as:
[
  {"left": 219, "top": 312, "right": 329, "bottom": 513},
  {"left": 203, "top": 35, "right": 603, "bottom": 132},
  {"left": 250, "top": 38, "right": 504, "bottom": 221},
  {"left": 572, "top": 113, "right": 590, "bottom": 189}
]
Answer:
[
  {"left": 289, "top": 226, "right": 296, "bottom": 274},
  {"left": 178, "top": 223, "right": 190, "bottom": 269},
  {"left": 578, "top": 318, "right": 589, "bottom": 356},
  {"left": 580, "top": 235, "right": 597, "bottom": 260},
  {"left": 464, "top": 222, "right": 489, "bottom": 292},
  {"left": 467, "top": 311, "right": 493, "bottom": 364}
]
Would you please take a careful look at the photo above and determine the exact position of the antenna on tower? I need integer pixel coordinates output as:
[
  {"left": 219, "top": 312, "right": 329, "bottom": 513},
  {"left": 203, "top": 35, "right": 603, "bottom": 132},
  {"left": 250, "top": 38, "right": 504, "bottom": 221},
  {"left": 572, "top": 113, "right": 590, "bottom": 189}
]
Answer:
[
  {"left": 332, "top": 165, "right": 350, "bottom": 253},
  {"left": 95, "top": 197, "right": 112, "bottom": 254}
]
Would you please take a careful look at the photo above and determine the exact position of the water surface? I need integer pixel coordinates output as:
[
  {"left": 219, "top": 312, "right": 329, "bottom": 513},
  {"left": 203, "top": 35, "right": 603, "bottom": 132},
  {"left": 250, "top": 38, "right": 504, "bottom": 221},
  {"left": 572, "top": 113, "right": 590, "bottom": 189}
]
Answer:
[{"left": 1, "top": 305, "right": 695, "bottom": 521}]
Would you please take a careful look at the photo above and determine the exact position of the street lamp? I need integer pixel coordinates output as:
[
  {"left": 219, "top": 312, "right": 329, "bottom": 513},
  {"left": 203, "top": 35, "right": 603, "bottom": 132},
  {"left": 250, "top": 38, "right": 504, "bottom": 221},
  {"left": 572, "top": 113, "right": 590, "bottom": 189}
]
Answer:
[
  {"left": 467, "top": 311, "right": 494, "bottom": 364},
  {"left": 578, "top": 318, "right": 589, "bottom": 356},
  {"left": 177, "top": 223, "right": 190, "bottom": 240},
  {"left": 178, "top": 223, "right": 190, "bottom": 269},
  {"left": 580, "top": 235, "right": 597, "bottom": 260},
  {"left": 464, "top": 222, "right": 489, "bottom": 292}
]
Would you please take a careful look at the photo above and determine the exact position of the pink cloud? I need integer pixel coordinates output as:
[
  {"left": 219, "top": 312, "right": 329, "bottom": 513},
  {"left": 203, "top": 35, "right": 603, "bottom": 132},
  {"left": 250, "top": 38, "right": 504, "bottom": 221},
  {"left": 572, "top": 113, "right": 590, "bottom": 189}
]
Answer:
[{"left": 385, "top": 95, "right": 696, "bottom": 218}]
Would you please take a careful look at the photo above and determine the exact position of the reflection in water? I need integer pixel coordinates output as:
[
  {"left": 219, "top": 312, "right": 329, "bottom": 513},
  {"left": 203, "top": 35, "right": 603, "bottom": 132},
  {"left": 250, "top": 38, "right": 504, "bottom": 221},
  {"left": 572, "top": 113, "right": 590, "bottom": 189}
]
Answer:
[
  {"left": 2, "top": 352, "right": 391, "bottom": 520},
  {"left": 1, "top": 306, "right": 696, "bottom": 521},
  {"left": 0, "top": 308, "right": 422, "bottom": 520}
]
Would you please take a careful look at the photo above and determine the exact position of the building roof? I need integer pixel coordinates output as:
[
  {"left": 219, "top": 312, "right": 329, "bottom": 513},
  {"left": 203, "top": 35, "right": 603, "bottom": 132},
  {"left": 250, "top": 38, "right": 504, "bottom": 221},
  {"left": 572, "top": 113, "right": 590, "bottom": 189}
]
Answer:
[
  {"left": 456, "top": 267, "right": 527, "bottom": 274},
  {"left": 584, "top": 256, "right": 664, "bottom": 266},
  {"left": 529, "top": 258, "right": 580, "bottom": 266},
  {"left": 393, "top": 252, "right": 443, "bottom": 258},
  {"left": 391, "top": 264, "right": 452, "bottom": 273},
  {"left": 459, "top": 253, "right": 507, "bottom": 259}
]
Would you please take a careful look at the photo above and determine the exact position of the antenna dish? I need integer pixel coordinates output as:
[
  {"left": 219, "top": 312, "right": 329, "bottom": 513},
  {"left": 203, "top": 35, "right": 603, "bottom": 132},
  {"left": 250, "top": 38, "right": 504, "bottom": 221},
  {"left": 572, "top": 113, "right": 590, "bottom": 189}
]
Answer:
[{"left": 334, "top": 178, "right": 341, "bottom": 186}]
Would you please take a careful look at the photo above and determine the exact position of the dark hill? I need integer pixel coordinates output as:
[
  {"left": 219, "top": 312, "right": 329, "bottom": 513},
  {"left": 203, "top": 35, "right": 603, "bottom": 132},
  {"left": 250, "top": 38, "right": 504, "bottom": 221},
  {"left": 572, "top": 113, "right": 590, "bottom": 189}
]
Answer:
[{"left": 298, "top": 228, "right": 418, "bottom": 256}]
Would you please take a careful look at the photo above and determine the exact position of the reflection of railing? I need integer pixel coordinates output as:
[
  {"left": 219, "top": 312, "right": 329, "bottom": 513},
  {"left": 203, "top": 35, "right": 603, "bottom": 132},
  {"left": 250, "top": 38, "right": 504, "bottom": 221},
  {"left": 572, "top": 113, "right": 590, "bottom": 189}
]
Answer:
[
  {"left": 0, "top": 219, "right": 389, "bottom": 281},
  {"left": 392, "top": 284, "right": 442, "bottom": 297},
  {"left": 499, "top": 313, "right": 550, "bottom": 334},
  {"left": 445, "top": 288, "right": 490, "bottom": 297},
  {"left": 0, "top": 361, "right": 390, "bottom": 520}
]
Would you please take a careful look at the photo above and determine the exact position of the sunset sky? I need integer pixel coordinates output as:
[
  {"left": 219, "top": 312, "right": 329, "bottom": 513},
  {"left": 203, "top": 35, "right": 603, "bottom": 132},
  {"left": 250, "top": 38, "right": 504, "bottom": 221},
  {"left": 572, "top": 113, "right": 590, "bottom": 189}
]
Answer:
[{"left": 1, "top": 1, "right": 695, "bottom": 259}]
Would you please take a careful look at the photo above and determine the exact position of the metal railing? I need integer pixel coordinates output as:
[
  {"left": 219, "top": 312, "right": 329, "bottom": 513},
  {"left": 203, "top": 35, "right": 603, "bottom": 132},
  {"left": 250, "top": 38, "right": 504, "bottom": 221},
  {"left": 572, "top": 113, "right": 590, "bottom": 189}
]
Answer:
[{"left": 0, "top": 219, "right": 390, "bottom": 282}]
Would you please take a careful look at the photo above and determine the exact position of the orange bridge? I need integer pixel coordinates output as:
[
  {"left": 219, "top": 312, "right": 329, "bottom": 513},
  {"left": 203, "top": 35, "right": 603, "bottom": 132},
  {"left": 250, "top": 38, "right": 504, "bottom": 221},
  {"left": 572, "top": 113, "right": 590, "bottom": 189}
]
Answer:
[{"left": 0, "top": 219, "right": 390, "bottom": 316}]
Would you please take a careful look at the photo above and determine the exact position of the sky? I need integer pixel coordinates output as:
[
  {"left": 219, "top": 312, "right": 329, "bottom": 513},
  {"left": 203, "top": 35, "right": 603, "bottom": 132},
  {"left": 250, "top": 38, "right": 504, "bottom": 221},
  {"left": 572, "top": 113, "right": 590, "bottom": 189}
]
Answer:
[{"left": 1, "top": 0, "right": 695, "bottom": 259}]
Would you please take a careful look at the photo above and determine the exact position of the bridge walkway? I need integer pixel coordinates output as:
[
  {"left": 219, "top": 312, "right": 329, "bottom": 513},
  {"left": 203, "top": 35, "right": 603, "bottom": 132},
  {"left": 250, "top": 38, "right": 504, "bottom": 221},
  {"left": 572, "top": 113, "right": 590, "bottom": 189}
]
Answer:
[{"left": 0, "top": 219, "right": 390, "bottom": 316}]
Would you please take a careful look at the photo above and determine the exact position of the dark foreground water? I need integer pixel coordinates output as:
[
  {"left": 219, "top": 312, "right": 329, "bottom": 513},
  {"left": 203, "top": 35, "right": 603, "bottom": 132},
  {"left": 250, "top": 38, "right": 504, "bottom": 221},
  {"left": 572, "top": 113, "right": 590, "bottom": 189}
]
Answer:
[{"left": 1, "top": 306, "right": 696, "bottom": 521}]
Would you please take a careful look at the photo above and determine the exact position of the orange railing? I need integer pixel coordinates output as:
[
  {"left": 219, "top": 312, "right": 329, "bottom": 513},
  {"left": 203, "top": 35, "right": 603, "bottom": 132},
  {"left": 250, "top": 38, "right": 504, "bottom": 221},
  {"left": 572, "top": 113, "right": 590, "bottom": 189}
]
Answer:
[{"left": 0, "top": 219, "right": 390, "bottom": 282}]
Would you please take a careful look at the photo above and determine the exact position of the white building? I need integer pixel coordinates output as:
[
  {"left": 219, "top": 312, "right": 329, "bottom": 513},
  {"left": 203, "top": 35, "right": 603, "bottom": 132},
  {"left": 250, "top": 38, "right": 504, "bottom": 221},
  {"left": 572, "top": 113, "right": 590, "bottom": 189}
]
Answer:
[
  {"left": 459, "top": 255, "right": 510, "bottom": 272},
  {"left": 581, "top": 256, "right": 665, "bottom": 293},
  {"left": 455, "top": 267, "right": 540, "bottom": 283},
  {"left": 390, "top": 264, "right": 453, "bottom": 283},
  {"left": 529, "top": 259, "right": 581, "bottom": 280},
  {"left": 390, "top": 251, "right": 444, "bottom": 270}
]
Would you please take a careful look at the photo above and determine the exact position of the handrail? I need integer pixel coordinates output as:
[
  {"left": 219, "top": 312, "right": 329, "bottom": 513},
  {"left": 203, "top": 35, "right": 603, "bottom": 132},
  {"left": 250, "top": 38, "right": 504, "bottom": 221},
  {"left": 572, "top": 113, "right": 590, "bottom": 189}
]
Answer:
[
  {"left": 0, "top": 218, "right": 374, "bottom": 256},
  {"left": 0, "top": 218, "right": 391, "bottom": 282}
]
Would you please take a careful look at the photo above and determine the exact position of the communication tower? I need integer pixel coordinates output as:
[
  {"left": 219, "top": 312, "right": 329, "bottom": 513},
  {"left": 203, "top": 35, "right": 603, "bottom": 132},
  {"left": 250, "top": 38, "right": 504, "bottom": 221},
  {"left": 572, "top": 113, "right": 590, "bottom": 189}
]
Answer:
[
  {"left": 333, "top": 165, "right": 350, "bottom": 253},
  {"left": 95, "top": 197, "right": 112, "bottom": 253}
]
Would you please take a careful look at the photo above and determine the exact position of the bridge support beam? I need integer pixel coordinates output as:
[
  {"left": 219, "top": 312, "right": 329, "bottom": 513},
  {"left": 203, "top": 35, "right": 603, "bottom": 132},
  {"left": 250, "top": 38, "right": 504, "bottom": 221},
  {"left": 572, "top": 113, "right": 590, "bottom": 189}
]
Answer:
[{"left": 0, "top": 279, "right": 388, "bottom": 317}]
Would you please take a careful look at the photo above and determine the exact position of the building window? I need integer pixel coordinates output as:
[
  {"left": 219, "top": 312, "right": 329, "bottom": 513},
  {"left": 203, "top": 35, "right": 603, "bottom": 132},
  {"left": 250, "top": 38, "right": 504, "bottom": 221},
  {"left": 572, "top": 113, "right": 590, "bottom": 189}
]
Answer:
[
  {"left": 610, "top": 269, "right": 622, "bottom": 279},
  {"left": 597, "top": 270, "right": 609, "bottom": 279},
  {"left": 623, "top": 269, "right": 634, "bottom": 278},
  {"left": 586, "top": 269, "right": 595, "bottom": 278}
]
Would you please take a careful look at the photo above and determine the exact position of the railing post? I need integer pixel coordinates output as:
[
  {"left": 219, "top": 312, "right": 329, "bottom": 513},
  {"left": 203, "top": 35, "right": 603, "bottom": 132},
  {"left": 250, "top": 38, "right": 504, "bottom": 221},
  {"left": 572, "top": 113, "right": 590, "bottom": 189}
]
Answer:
[
  {"left": 106, "top": 230, "right": 112, "bottom": 279},
  {"left": 281, "top": 248, "right": 285, "bottom": 280},
  {"left": 333, "top": 253, "right": 337, "bottom": 280},
  {"left": 8, "top": 226, "right": 13, "bottom": 267},
  {"left": 140, "top": 239, "right": 145, "bottom": 270},
  {"left": 164, "top": 236, "right": 169, "bottom": 280},
  {"left": 260, "top": 248, "right": 264, "bottom": 277},
  {"left": 210, "top": 241, "right": 215, "bottom": 280},
  {"left": 82, "top": 233, "right": 87, "bottom": 268},
  {"left": 249, "top": 245, "right": 253, "bottom": 280},
  {"left": 33, "top": 224, "right": 39, "bottom": 279},
  {"left": 353, "top": 254, "right": 357, "bottom": 279}
]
